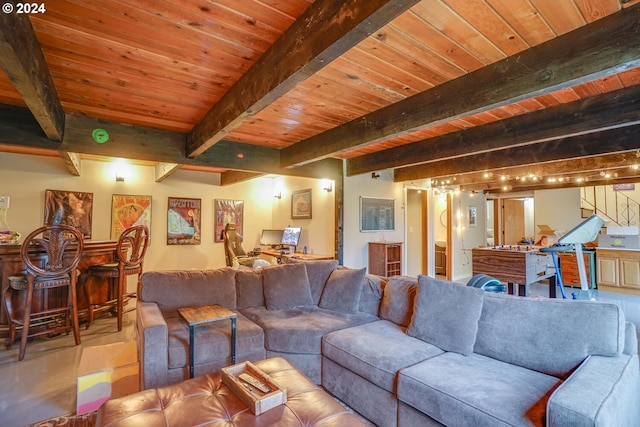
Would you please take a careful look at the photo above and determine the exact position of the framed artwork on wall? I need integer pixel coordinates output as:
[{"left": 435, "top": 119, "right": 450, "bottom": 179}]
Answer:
[
  {"left": 43, "top": 189, "right": 93, "bottom": 239},
  {"left": 111, "top": 194, "right": 152, "bottom": 240},
  {"left": 167, "top": 197, "right": 201, "bottom": 245},
  {"left": 214, "top": 199, "right": 244, "bottom": 242},
  {"left": 360, "top": 196, "right": 395, "bottom": 232},
  {"left": 469, "top": 206, "right": 477, "bottom": 227},
  {"left": 291, "top": 189, "right": 312, "bottom": 219}
]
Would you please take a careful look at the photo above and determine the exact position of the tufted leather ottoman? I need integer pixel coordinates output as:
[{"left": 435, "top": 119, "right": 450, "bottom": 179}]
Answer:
[{"left": 96, "top": 357, "right": 367, "bottom": 426}]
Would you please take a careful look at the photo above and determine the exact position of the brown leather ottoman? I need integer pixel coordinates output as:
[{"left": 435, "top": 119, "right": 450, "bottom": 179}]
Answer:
[{"left": 96, "top": 357, "right": 367, "bottom": 426}]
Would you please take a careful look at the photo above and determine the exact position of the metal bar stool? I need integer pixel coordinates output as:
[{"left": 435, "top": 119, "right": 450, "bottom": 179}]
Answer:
[
  {"left": 84, "top": 225, "right": 149, "bottom": 331},
  {"left": 4, "top": 224, "right": 84, "bottom": 361}
]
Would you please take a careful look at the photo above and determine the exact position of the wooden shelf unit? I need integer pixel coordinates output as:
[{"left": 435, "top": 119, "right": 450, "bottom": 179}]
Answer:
[{"left": 368, "top": 242, "right": 402, "bottom": 277}]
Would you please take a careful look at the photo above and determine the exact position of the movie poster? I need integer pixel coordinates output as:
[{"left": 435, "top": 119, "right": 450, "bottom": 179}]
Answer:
[
  {"left": 111, "top": 194, "right": 152, "bottom": 240},
  {"left": 167, "top": 197, "right": 201, "bottom": 245}
]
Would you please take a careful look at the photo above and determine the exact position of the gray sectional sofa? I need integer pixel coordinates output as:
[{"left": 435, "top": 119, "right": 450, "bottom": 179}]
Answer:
[{"left": 136, "top": 260, "right": 640, "bottom": 427}]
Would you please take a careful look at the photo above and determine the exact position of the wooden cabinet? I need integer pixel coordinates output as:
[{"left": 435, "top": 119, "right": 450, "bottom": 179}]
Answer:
[
  {"left": 558, "top": 251, "right": 596, "bottom": 288},
  {"left": 596, "top": 249, "right": 640, "bottom": 291},
  {"left": 368, "top": 242, "right": 402, "bottom": 277}
]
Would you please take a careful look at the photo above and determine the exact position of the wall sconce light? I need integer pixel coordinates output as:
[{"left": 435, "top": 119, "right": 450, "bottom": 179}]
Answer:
[
  {"left": 274, "top": 191, "right": 281, "bottom": 199},
  {"left": 371, "top": 172, "right": 380, "bottom": 179},
  {"left": 114, "top": 160, "right": 129, "bottom": 182},
  {"left": 322, "top": 179, "right": 333, "bottom": 192}
]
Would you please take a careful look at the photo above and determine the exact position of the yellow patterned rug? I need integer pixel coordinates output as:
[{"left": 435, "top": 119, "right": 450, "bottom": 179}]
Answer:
[{"left": 23, "top": 411, "right": 97, "bottom": 427}]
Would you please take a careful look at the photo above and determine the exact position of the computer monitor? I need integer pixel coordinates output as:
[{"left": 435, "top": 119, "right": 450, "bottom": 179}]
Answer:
[
  {"left": 260, "top": 229, "right": 284, "bottom": 247},
  {"left": 281, "top": 226, "right": 302, "bottom": 248}
]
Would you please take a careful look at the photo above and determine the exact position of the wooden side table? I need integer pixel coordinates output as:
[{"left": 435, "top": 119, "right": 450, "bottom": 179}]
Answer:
[{"left": 178, "top": 304, "right": 237, "bottom": 378}]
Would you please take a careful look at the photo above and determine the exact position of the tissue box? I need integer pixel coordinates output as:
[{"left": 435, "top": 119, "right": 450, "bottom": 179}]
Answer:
[{"left": 77, "top": 341, "right": 139, "bottom": 414}]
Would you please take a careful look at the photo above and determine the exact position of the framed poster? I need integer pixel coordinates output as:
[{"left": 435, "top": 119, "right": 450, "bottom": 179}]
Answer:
[
  {"left": 468, "top": 206, "right": 477, "bottom": 227},
  {"left": 44, "top": 189, "right": 93, "bottom": 239},
  {"left": 167, "top": 197, "right": 201, "bottom": 245},
  {"left": 291, "top": 189, "right": 312, "bottom": 219},
  {"left": 214, "top": 199, "right": 244, "bottom": 242},
  {"left": 360, "top": 196, "right": 395, "bottom": 232},
  {"left": 111, "top": 194, "right": 152, "bottom": 240}
]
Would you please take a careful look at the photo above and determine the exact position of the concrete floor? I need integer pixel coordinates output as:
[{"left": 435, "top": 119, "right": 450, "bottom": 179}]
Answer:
[
  {"left": 0, "top": 310, "right": 136, "bottom": 427},
  {"left": 1, "top": 281, "right": 639, "bottom": 427}
]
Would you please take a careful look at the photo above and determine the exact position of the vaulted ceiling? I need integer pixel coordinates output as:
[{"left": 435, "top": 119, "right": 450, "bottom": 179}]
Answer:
[{"left": 1, "top": 0, "right": 639, "bottom": 193}]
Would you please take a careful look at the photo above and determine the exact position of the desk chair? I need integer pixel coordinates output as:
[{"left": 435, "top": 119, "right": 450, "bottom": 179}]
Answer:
[
  {"left": 4, "top": 225, "right": 84, "bottom": 361},
  {"left": 222, "top": 223, "right": 259, "bottom": 268},
  {"left": 84, "top": 225, "right": 149, "bottom": 331}
]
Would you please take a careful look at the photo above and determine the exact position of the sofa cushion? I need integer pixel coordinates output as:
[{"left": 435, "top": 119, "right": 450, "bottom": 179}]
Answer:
[
  {"left": 359, "top": 274, "right": 385, "bottom": 316},
  {"left": 474, "top": 292, "right": 625, "bottom": 378},
  {"left": 286, "top": 259, "right": 339, "bottom": 304},
  {"left": 235, "top": 269, "right": 264, "bottom": 309},
  {"left": 406, "top": 275, "right": 484, "bottom": 355},
  {"left": 240, "top": 306, "right": 377, "bottom": 354},
  {"left": 262, "top": 263, "right": 313, "bottom": 310},
  {"left": 166, "top": 311, "right": 264, "bottom": 370},
  {"left": 322, "top": 320, "right": 444, "bottom": 393},
  {"left": 319, "top": 267, "right": 366, "bottom": 314},
  {"left": 397, "top": 352, "right": 562, "bottom": 427},
  {"left": 378, "top": 276, "right": 418, "bottom": 327},
  {"left": 140, "top": 268, "right": 237, "bottom": 311}
]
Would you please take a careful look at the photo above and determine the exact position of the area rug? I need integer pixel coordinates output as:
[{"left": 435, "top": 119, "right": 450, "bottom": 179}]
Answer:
[{"left": 23, "top": 411, "right": 97, "bottom": 427}]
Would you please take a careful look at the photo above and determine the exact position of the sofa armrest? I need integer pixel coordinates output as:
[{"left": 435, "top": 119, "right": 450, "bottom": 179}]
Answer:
[
  {"left": 547, "top": 354, "right": 640, "bottom": 427},
  {"left": 136, "top": 300, "right": 169, "bottom": 390}
]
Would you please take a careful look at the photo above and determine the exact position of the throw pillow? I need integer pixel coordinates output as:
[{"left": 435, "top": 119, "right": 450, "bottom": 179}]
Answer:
[
  {"left": 319, "top": 267, "right": 366, "bottom": 314},
  {"left": 406, "top": 275, "right": 484, "bottom": 355},
  {"left": 262, "top": 263, "right": 313, "bottom": 310},
  {"left": 379, "top": 276, "right": 418, "bottom": 327},
  {"left": 286, "top": 258, "right": 339, "bottom": 304},
  {"left": 235, "top": 269, "right": 264, "bottom": 309}
]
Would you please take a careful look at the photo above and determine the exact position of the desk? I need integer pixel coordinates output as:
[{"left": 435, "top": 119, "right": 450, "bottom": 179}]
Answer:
[
  {"left": 178, "top": 304, "right": 237, "bottom": 378},
  {"left": 0, "top": 240, "right": 120, "bottom": 337},
  {"left": 260, "top": 249, "right": 334, "bottom": 261},
  {"left": 472, "top": 247, "right": 557, "bottom": 297}
]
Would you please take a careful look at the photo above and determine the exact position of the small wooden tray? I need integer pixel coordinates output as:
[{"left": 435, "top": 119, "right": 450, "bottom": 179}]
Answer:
[{"left": 221, "top": 361, "right": 287, "bottom": 415}]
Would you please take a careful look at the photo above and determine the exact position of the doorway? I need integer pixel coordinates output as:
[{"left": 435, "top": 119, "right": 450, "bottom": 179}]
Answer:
[{"left": 488, "top": 197, "right": 534, "bottom": 246}]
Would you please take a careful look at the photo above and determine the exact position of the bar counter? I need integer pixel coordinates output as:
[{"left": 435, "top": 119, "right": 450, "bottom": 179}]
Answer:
[{"left": 0, "top": 240, "right": 120, "bottom": 337}]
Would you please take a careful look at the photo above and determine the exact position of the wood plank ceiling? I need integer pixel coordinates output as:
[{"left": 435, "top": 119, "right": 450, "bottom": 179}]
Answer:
[{"left": 0, "top": 0, "right": 639, "bottom": 192}]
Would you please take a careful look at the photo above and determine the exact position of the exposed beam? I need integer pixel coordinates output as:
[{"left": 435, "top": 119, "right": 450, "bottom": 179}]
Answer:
[
  {"left": 281, "top": 3, "right": 640, "bottom": 168},
  {"left": 0, "top": 105, "right": 343, "bottom": 180},
  {"left": 220, "top": 171, "right": 265, "bottom": 186},
  {"left": 0, "top": 1, "right": 65, "bottom": 140},
  {"left": 60, "top": 151, "right": 80, "bottom": 176},
  {"left": 347, "top": 85, "right": 640, "bottom": 176},
  {"left": 155, "top": 163, "right": 180, "bottom": 182},
  {"left": 454, "top": 152, "right": 640, "bottom": 192},
  {"left": 186, "top": 0, "right": 419, "bottom": 158},
  {"left": 394, "top": 125, "right": 640, "bottom": 182}
]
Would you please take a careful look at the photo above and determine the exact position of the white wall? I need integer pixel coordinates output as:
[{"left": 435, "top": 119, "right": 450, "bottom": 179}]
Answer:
[
  {"left": 449, "top": 191, "right": 487, "bottom": 281},
  {"left": 0, "top": 153, "right": 335, "bottom": 271},
  {"left": 271, "top": 175, "right": 335, "bottom": 256},
  {"left": 534, "top": 188, "right": 581, "bottom": 240},
  {"left": 343, "top": 170, "right": 405, "bottom": 270}
]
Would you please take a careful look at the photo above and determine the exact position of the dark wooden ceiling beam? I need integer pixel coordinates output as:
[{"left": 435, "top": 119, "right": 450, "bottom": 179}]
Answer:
[
  {"left": 347, "top": 84, "right": 640, "bottom": 176},
  {"left": 0, "top": 105, "right": 342, "bottom": 181},
  {"left": 0, "top": 2, "right": 64, "bottom": 141},
  {"left": 186, "top": 0, "right": 419, "bottom": 158},
  {"left": 394, "top": 125, "right": 640, "bottom": 182},
  {"left": 451, "top": 152, "right": 639, "bottom": 192},
  {"left": 281, "top": 3, "right": 640, "bottom": 168}
]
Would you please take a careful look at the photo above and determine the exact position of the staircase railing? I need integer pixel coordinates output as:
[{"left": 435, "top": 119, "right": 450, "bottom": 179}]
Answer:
[{"left": 581, "top": 185, "right": 640, "bottom": 227}]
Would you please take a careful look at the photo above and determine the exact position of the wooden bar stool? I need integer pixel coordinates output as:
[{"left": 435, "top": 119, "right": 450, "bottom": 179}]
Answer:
[
  {"left": 4, "top": 225, "right": 84, "bottom": 361},
  {"left": 84, "top": 225, "right": 149, "bottom": 331}
]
